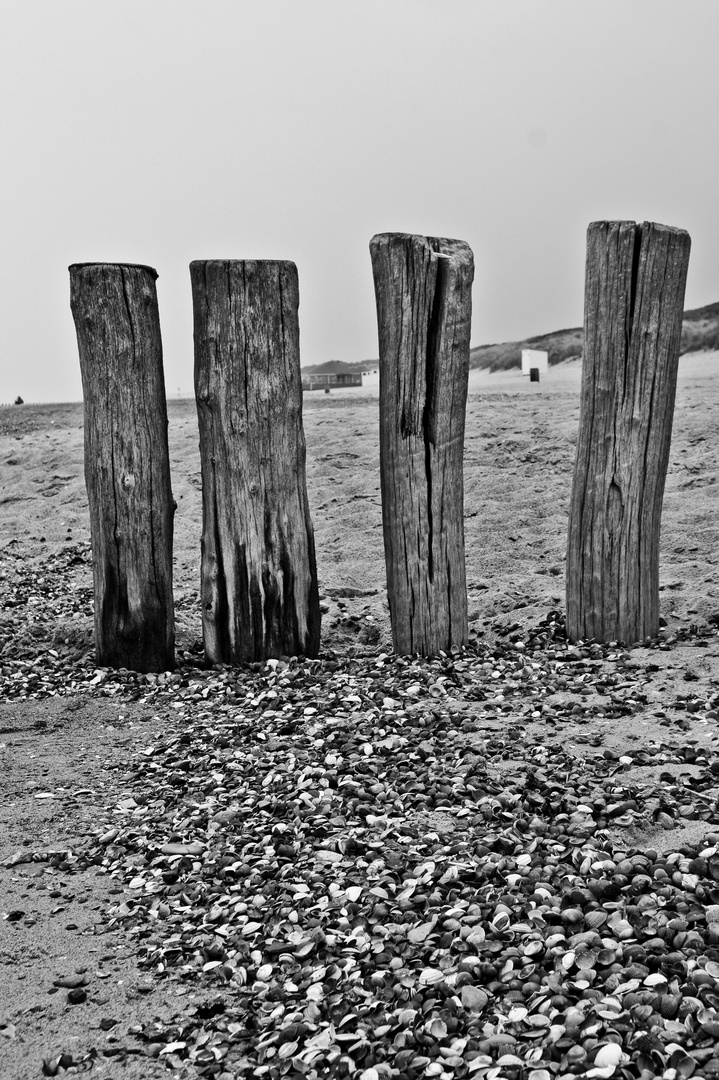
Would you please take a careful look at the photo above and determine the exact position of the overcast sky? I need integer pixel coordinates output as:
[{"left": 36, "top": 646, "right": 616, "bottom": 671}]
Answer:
[{"left": 1, "top": 0, "right": 718, "bottom": 403}]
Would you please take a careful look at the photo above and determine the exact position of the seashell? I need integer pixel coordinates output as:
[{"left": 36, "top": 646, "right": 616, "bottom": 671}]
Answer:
[
  {"left": 633, "top": 1031, "right": 664, "bottom": 1055},
  {"left": 636, "top": 1053, "right": 661, "bottom": 1075},
  {"left": 576, "top": 949, "right": 599, "bottom": 970},
  {"left": 475, "top": 1032, "right": 516, "bottom": 1049},
  {"left": 643, "top": 936, "right": 669, "bottom": 953},
  {"left": 507, "top": 1005, "right": 528, "bottom": 1023},
  {"left": 630, "top": 1004, "right": 655, "bottom": 1021},
  {"left": 625, "top": 963, "right": 651, "bottom": 981},
  {"left": 428, "top": 1018, "right": 448, "bottom": 1039},
  {"left": 564, "top": 1007, "right": 585, "bottom": 1029},
  {"left": 460, "top": 984, "right": 488, "bottom": 1012},
  {"left": 523, "top": 939, "right": 544, "bottom": 957},
  {"left": 585, "top": 909, "right": 608, "bottom": 929},
  {"left": 659, "top": 994, "right": 682, "bottom": 1019},
  {"left": 678, "top": 996, "right": 702, "bottom": 1017},
  {"left": 593, "top": 1042, "right": 625, "bottom": 1068},
  {"left": 561, "top": 951, "right": 576, "bottom": 972},
  {"left": 565, "top": 886, "right": 594, "bottom": 906},
  {"left": 525, "top": 1013, "right": 551, "bottom": 1029},
  {"left": 570, "top": 930, "right": 602, "bottom": 948},
  {"left": 418, "top": 967, "right": 445, "bottom": 986},
  {"left": 565, "top": 1045, "right": 587, "bottom": 1064},
  {"left": 490, "top": 910, "right": 511, "bottom": 933},
  {"left": 671, "top": 1048, "right": 699, "bottom": 1079},
  {"left": 596, "top": 948, "right": 618, "bottom": 966}
]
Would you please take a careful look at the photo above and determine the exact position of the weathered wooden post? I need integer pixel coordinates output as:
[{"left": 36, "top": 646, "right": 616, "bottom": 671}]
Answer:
[
  {"left": 566, "top": 221, "right": 690, "bottom": 644},
  {"left": 190, "top": 260, "right": 320, "bottom": 664},
  {"left": 69, "top": 263, "right": 175, "bottom": 672},
  {"left": 370, "top": 233, "right": 473, "bottom": 656}
]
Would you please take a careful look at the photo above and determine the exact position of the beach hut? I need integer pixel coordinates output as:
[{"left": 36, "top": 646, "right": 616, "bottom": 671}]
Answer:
[{"left": 521, "top": 349, "right": 549, "bottom": 377}]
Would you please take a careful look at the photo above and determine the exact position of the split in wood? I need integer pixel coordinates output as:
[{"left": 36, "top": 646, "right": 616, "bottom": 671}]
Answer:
[{"left": 370, "top": 232, "right": 474, "bottom": 657}]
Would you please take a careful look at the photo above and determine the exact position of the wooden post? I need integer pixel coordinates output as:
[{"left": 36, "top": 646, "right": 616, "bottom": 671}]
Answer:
[
  {"left": 566, "top": 221, "right": 690, "bottom": 644},
  {"left": 190, "top": 260, "right": 320, "bottom": 664},
  {"left": 69, "top": 263, "right": 175, "bottom": 672},
  {"left": 370, "top": 233, "right": 473, "bottom": 656}
]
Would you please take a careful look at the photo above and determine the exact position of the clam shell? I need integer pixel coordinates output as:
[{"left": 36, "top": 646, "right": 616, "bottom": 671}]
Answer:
[
  {"left": 633, "top": 1031, "right": 664, "bottom": 1055},
  {"left": 594, "top": 1042, "right": 625, "bottom": 1068},
  {"left": 636, "top": 1053, "right": 661, "bottom": 1075},
  {"left": 659, "top": 993, "right": 682, "bottom": 1019},
  {"left": 492, "top": 1041, "right": 519, "bottom": 1057}
]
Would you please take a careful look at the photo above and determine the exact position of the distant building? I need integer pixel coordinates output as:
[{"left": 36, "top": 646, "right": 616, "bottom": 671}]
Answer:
[
  {"left": 301, "top": 371, "right": 363, "bottom": 391},
  {"left": 521, "top": 349, "right": 549, "bottom": 376}
]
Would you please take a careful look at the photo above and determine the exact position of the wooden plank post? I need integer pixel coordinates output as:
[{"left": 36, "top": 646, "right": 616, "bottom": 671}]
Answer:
[
  {"left": 566, "top": 221, "right": 691, "bottom": 644},
  {"left": 370, "top": 233, "right": 473, "bottom": 656},
  {"left": 69, "top": 263, "right": 175, "bottom": 672},
  {"left": 190, "top": 260, "right": 320, "bottom": 664}
]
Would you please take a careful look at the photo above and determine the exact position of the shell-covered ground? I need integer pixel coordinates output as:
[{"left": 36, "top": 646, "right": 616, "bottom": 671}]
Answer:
[{"left": 2, "top": 356, "right": 719, "bottom": 1079}]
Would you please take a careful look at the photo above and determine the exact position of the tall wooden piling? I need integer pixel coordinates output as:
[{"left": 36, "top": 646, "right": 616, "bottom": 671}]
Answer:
[
  {"left": 370, "top": 233, "right": 473, "bottom": 656},
  {"left": 566, "top": 221, "right": 691, "bottom": 644},
  {"left": 190, "top": 259, "right": 320, "bottom": 664},
  {"left": 69, "top": 263, "right": 175, "bottom": 672}
]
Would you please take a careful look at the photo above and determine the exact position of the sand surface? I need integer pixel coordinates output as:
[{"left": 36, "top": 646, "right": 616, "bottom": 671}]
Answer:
[
  {"left": 1, "top": 352, "right": 719, "bottom": 1076},
  {"left": 4, "top": 353, "right": 717, "bottom": 637}
]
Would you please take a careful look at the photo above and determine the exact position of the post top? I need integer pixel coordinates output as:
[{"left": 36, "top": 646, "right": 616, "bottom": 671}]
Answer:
[
  {"left": 189, "top": 259, "right": 298, "bottom": 270},
  {"left": 587, "top": 220, "right": 690, "bottom": 241},
  {"left": 68, "top": 263, "right": 159, "bottom": 279},
  {"left": 369, "top": 233, "right": 473, "bottom": 265}
]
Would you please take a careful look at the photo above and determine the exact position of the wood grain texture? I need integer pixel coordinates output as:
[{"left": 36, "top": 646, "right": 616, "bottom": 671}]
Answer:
[
  {"left": 370, "top": 233, "right": 473, "bottom": 656},
  {"left": 566, "top": 221, "right": 691, "bottom": 643},
  {"left": 191, "top": 260, "right": 320, "bottom": 664},
  {"left": 69, "top": 263, "right": 175, "bottom": 672}
]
